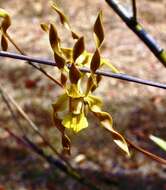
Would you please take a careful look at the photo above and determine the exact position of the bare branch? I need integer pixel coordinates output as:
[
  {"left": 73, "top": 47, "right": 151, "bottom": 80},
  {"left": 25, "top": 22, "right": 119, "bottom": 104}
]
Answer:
[
  {"left": 0, "top": 85, "right": 71, "bottom": 166},
  {"left": 126, "top": 138, "right": 166, "bottom": 165},
  {"left": 5, "top": 127, "right": 100, "bottom": 190},
  {"left": 0, "top": 85, "right": 101, "bottom": 189},
  {"left": 0, "top": 85, "right": 25, "bottom": 134},
  {"left": 105, "top": 0, "right": 166, "bottom": 67},
  {"left": 4, "top": 33, "right": 63, "bottom": 87},
  {"left": 1, "top": 50, "right": 166, "bottom": 90},
  {"left": 131, "top": 0, "right": 137, "bottom": 21}
]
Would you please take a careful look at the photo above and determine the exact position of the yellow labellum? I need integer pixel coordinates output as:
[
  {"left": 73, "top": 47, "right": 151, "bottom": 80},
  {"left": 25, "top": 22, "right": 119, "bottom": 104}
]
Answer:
[{"left": 62, "top": 112, "right": 88, "bottom": 133}]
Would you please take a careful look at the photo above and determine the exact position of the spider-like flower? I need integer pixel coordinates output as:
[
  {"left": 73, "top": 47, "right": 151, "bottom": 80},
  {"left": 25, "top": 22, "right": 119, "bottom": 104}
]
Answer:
[{"left": 43, "top": 2, "right": 130, "bottom": 156}]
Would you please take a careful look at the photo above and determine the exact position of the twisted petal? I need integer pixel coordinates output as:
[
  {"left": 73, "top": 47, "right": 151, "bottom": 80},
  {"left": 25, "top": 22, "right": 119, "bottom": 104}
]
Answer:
[{"left": 86, "top": 95, "right": 130, "bottom": 156}]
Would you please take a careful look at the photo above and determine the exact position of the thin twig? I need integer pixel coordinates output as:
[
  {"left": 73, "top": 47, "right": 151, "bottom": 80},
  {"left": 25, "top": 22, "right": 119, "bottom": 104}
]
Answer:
[
  {"left": 105, "top": 0, "right": 166, "bottom": 67},
  {"left": 0, "top": 86, "right": 100, "bottom": 189},
  {"left": 0, "top": 86, "right": 70, "bottom": 162},
  {"left": 126, "top": 138, "right": 166, "bottom": 165},
  {"left": 1, "top": 50, "right": 166, "bottom": 89},
  {"left": 131, "top": 0, "right": 137, "bottom": 21},
  {"left": 23, "top": 136, "right": 101, "bottom": 190},
  {"left": 0, "top": 86, "right": 82, "bottom": 176},
  {"left": 5, "top": 128, "right": 29, "bottom": 147},
  {"left": 4, "top": 33, "right": 63, "bottom": 87},
  {"left": 0, "top": 86, "right": 25, "bottom": 134},
  {"left": 4, "top": 128, "right": 100, "bottom": 190}
]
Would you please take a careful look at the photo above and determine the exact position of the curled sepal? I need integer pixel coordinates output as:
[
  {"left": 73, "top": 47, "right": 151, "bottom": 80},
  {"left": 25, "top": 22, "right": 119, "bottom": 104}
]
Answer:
[
  {"left": 101, "top": 59, "right": 120, "bottom": 73},
  {"left": 49, "top": 24, "right": 60, "bottom": 53},
  {"left": 52, "top": 93, "right": 68, "bottom": 113},
  {"left": 69, "top": 63, "right": 82, "bottom": 84},
  {"left": 62, "top": 133, "right": 71, "bottom": 155},
  {"left": 0, "top": 9, "right": 9, "bottom": 18},
  {"left": 62, "top": 112, "right": 88, "bottom": 133},
  {"left": 77, "top": 53, "right": 90, "bottom": 66},
  {"left": 52, "top": 114, "right": 71, "bottom": 155},
  {"left": 1, "top": 35, "right": 8, "bottom": 51},
  {"left": 85, "top": 95, "right": 103, "bottom": 112},
  {"left": 61, "top": 72, "right": 67, "bottom": 86},
  {"left": 88, "top": 101, "right": 130, "bottom": 156},
  {"left": 94, "top": 11, "right": 104, "bottom": 48},
  {"left": 54, "top": 51, "right": 66, "bottom": 69},
  {"left": 90, "top": 48, "right": 100, "bottom": 73},
  {"left": 40, "top": 23, "right": 49, "bottom": 32},
  {"left": 51, "top": 2, "right": 79, "bottom": 39},
  {"left": 0, "top": 9, "right": 11, "bottom": 33},
  {"left": 62, "top": 48, "right": 91, "bottom": 66},
  {"left": 71, "top": 31, "right": 79, "bottom": 40},
  {"left": 51, "top": 2, "right": 70, "bottom": 29},
  {"left": 61, "top": 48, "right": 73, "bottom": 62},
  {"left": 85, "top": 76, "right": 95, "bottom": 95},
  {"left": 86, "top": 75, "right": 101, "bottom": 95},
  {"left": 73, "top": 37, "right": 85, "bottom": 62},
  {"left": 91, "top": 75, "right": 102, "bottom": 92},
  {"left": 92, "top": 110, "right": 130, "bottom": 156},
  {"left": 100, "top": 113, "right": 129, "bottom": 156}
]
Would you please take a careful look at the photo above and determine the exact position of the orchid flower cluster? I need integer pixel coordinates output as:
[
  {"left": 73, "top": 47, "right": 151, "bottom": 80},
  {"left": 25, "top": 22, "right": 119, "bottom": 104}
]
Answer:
[
  {"left": 0, "top": 4, "right": 130, "bottom": 156},
  {"left": 45, "top": 3, "right": 130, "bottom": 156}
]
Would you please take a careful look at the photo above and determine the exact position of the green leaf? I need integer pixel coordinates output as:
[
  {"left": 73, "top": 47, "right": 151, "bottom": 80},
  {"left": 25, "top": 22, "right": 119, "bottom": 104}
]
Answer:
[
  {"left": 73, "top": 37, "right": 85, "bottom": 62},
  {"left": 150, "top": 135, "right": 166, "bottom": 152},
  {"left": 62, "top": 112, "right": 88, "bottom": 133},
  {"left": 1, "top": 35, "right": 8, "bottom": 51},
  {"left": 94, "top": 11, "right": 104, "bottom": 48},
  {"left": 90, "top": 48, "right": 100, "bottom": 73}
]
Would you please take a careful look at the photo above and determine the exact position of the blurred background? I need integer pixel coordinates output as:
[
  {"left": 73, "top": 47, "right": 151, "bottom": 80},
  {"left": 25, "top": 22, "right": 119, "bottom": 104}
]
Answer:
[{"left": 0, "top": 0, "right": 166, "bottom": 189}]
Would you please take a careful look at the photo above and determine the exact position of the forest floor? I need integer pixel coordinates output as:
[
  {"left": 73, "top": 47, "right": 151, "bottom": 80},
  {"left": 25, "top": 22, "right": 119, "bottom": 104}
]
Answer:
[{"left": 0, "top": 0, "right": 166, "bottom": 189}]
